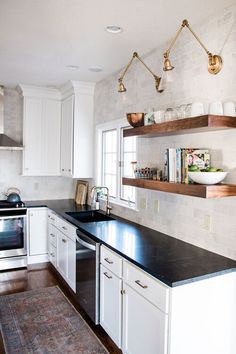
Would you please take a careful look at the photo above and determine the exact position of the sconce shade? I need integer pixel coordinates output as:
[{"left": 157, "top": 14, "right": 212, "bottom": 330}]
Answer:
[
  {"left": 208, "top": 54, "right": 223, "bottom": 75},
  {"left": 118, "top": 80, "right": 127, "bottom": 93},
  {"left": 163, "top": 57, "right": 174, "bottom": 71}
]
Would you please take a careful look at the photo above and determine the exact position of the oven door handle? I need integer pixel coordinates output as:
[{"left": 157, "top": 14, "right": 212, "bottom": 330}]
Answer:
[
  {"left": 76, "top": 234, "right": 96, "bottom": 251},
  {"left": 0, "top": 215, "right": 27, "bottom": 219}
]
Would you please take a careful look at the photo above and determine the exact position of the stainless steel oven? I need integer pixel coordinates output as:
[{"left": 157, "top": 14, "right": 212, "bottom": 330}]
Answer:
[
  {"left": 76, "top": 229, "right": 100, "bottom": 324},
  {"left": 0, "top": 208, "right": 27, "bottom": 270}
]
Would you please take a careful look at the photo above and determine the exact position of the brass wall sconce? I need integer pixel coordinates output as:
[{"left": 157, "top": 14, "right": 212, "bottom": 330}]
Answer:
[
  {"left": 163, "top": 19, "right": 223, "bottom": 75},
  {"left": 118, "top": 52, "right": 163, "bottom": 93}
]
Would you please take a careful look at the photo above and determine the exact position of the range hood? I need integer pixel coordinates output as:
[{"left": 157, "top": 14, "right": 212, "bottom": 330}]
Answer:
[{"left": 0, "top": 86, "right": 23, "bottom": 150}]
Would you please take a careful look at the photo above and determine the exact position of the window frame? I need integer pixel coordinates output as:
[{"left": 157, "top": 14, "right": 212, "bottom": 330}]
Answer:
[{"left": 95, "top": 118, "right": 137, "bottom": 209}]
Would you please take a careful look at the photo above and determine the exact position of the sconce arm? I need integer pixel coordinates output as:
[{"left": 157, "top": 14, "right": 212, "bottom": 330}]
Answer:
[{"left": 118, "top": 52, "right": 137, "bottom": 82}]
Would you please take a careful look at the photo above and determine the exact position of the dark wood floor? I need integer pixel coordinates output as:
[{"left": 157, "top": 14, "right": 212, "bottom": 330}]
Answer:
[{"left": 0, "top": 263, "right": 122, "bottom": 354}]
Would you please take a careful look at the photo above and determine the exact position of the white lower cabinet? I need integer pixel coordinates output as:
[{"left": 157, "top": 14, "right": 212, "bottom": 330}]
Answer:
[
  {"left": 100, "top": 246, "right": 168, "bottom": 353},
  {"left": 100, "top": 264, "right": 122, "bottom": 348},
  {"left": 57, "top": 230, "right": 68, "bottom": 279},
  {"left": 122, "top": 284, "right": 168, "bottom": 354},
  {"left": 47, "top": 210, "right": 76, "bottom": 292},
  {"left": 100, "top": 246, "right": 236, "bottom": 354},
  {"left": 28, "top": 207, "right": 48, "bottom": 264}
]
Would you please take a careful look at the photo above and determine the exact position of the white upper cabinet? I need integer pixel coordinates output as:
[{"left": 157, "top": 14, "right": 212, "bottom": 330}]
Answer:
[
  {"left": 17, "top": 85, "right": 61, "bottom": 176},
  {"left": 60, "top": 81, "right": 95, "bottom": 178}
]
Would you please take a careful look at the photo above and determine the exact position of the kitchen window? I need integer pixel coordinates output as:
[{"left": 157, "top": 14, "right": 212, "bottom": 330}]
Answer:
[{"left": 96, "top": 119, "right": 136, "bottom": 207}]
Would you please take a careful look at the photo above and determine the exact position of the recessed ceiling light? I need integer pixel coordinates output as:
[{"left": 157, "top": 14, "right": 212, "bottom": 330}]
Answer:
[
  {"left": 105, "top": 25, "right": 123, "bottom": 34},
  {"left": 66, "top": 65, "right": 79, "bottom": 70},
  {"left": 88, "top": 66, "right": 103, "bottom": 72}
]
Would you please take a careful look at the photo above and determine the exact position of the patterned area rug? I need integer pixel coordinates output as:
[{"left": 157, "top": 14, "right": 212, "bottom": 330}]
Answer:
[{"left": 0, "top": 286, "right": 108, "bottom": 354}]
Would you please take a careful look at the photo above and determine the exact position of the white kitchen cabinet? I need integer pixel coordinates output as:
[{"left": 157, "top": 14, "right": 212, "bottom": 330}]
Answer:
[
  {"left": 61, "top": 95, "right": 73, "bottom": 176},
  {"left": 17, "top": 85, "right": 61, "bottom": 176},
  {"left": 57, "top": 229, "right": 68, "bottom": 279},
  {"left": 122, "top": 284, "right": 168, "bottom": 354},
  {"left": 100, "top": 246, "right": 236, "bottom": 354},
  {"left": 100, "top": 264, "right": 122, "bottom": 348},
  {"left": 47, "top": 211, "right": 76, "bottom": 292},
  {"left": 60, "top": 81, "right": 95, "bottom": 178},
  {"left": 28, "top": 207, "right": 48, "bottom": 264}
]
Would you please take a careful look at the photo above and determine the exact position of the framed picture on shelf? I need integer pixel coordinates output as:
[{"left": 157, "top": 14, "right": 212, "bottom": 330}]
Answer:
[{"left": 75, "top": 180, "right": 89, "bottom": 205}]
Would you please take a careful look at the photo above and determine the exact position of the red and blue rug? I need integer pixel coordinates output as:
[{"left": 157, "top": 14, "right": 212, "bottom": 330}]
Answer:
[{"left": 0, "top": 286, "right": 108, "bottom": 354}]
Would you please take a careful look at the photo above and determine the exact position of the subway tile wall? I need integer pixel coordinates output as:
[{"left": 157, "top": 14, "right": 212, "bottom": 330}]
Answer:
[{"left": 94, "top": 4, "right": 236, "bottom": 260}]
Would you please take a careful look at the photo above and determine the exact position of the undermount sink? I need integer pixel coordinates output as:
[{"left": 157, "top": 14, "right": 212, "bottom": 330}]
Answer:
[{"left": 66, "top": 210, "right": 114, "bottom": 223}]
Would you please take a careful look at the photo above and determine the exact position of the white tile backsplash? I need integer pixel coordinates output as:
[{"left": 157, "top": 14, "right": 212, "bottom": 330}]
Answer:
[{"left": 94, "top": 4, "right": 236, "bottom": 260}]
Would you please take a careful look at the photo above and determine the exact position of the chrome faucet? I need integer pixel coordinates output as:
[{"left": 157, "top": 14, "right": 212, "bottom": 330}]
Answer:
[{"left": 91, "top": 186, "right": 112, "bottom": 215}]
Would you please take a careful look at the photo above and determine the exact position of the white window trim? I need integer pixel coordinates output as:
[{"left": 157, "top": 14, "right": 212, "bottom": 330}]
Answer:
[{"left": 95, "top": 118, "right": 137, "bottom": 209}]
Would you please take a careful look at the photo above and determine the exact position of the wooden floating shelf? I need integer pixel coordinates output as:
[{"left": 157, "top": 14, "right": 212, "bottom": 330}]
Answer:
[
  {"left": 123, "top": 177, "right": 236, "bottom": 198},
  {"left": 123, "top": 115, "right": 236, "bottom": 138}
]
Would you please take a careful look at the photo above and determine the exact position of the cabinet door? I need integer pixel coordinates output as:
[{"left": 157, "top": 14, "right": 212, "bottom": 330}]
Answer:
[
  {"left": 67, "top": 237, "right": 76, "bottom": 292},
  {"left": 49, "top": 242, "right": 57, "bottom": 267},
  {"left": 123, "top": 284, "right": 168, "bottom": 354},
  {"left": 42, "top": 99, "right": 61, "bottom": 175},
  {"left": 100, "top": 265, "right": 122, "bottom": 348},
  {"left": 57, "top": 230, "right": 68, "bottom": 280},
  {"left": 23, "top": 97, "right": 43, "bottom": 175},
  {"left": 61, "top": 95, "right": 74, "bottom": 176},
  {"left": 28, "top": 208, "right": 48, "bottom": 256}
]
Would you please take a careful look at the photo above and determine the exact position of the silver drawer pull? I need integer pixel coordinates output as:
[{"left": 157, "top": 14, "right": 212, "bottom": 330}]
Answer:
[
  {"left": 62, "top": 238, "right": 67, "bottom": 243},
  {"left": 50, "top": 233, "right": 55, "bottom": 237},
  {"left": 135, "top": 280, "right": 148, "bottom": 289},
  {"left": 104, "top": 257, "right": 113, "bottom": 264},
  {"left": 104, "top": 272, "right": 112, "bottom": 279},
  {"left": 62, "top": 226, "right": 67, "bottom": 230}
]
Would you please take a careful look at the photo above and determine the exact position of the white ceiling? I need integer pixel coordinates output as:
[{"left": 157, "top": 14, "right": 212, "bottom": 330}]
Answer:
[{"left": 0, "top": 0, "right": 234, "bottom": 88}]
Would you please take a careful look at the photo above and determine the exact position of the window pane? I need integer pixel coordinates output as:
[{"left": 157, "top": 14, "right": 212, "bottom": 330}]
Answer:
[
  {"left": 102, "top": 129, "right": 117, "bottom": 198},
  {"left": 120, "top": 127, "right": 136, "bottom": 204},
  {"left": 104, "top": 153, "right": 117, "bottom": 174}
]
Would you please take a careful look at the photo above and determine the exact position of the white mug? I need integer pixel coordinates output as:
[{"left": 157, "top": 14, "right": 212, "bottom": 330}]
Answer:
[
  {"left": 209, "top": 101, "right": 223, "bottom": 115},
  {"left": 223, "top": 102, "right": 235, "bottom": 116},
  {"left": 154, "top": 110, "right": 165, "bottom": 123},
  {"left": 190, "top": 102, "right": 205, "bottom": 117}
]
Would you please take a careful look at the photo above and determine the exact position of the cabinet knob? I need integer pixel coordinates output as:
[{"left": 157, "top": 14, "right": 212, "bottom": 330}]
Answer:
[
  {"left": 62, "top": 226, "right": 67, "bottom": 230},
  {"left": 121, "top": 289, "right": 126, "bottom": 295},
  {"left": 62, "top": 238, "right": 67, "bottom": 243},
  {"left": 50, "top": 233, "right": 55, "bottom": 237},
  {"left": 62, "top": 168, "right": 65, "bottom": 171},
  {"left": 50, "top": 252, "right": 55, "bottom": 257},
  {"left": 135, "top": 280, "right": 148, "bottom": 289},
  {"left": 104, "top": 272, "right": 112, "bottom": 279},
  {"left": 68, "top": 169, "right": 71, "bottom": 172}
]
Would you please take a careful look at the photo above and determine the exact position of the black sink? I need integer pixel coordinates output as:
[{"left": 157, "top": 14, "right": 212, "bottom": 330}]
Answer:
[{"left": 66, "top": 210, "right": 114, "bottom": 223}]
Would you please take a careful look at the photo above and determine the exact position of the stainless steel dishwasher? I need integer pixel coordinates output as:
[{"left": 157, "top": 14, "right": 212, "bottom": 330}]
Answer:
[{"left": 75, "top": 229, "right": 100, "bottom": 324}]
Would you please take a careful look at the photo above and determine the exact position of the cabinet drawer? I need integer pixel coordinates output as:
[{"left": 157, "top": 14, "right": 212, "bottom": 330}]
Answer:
[
  {"left": 101, "top": 246, "right": 122, "bottom": 278},
  {"left": 48, "top": 224, "right": 57, "bottom": 247},
  {"left": 123, "top": 261, "right": 169, "bottom": 313},
  {"left": 57, "top": 217, "right": 77, "bottom": 242},
  {"left": 48, "top": 210, "right": 57, "bottom": 227},
  {"left": 49, "top": 243, "right": 56, "bottom": 267}
]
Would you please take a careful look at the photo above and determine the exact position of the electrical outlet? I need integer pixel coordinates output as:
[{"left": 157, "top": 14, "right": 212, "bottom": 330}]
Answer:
[
  {"left": 139, "top": 197, "right": 147, "bottom": 210},
  {"left": 203, "top": 215, "right": 212, "bottom": 231},
  {"left": 154, "top": 199, "right": 159, "bottom": 213}
]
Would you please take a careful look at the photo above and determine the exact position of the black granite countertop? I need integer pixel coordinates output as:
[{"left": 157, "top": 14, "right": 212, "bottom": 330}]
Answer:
[{"left": 25, "top": 199, "right": 236, "bottom": 287}]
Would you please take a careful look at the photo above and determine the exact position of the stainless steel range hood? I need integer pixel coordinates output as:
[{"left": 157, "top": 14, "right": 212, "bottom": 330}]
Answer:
[{"left": 0, "top": 86, "right": 23, "bottom": 150}]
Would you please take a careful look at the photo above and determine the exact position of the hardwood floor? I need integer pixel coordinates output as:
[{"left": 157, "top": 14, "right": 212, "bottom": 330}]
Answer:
[{"left": 0, "top": 263, "right": 122, "bottom": 354}]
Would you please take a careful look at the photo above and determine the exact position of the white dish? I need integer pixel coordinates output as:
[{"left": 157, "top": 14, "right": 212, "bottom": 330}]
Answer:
[{"left": 188, "top": 172, "right": 228, "bottom": 185}]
